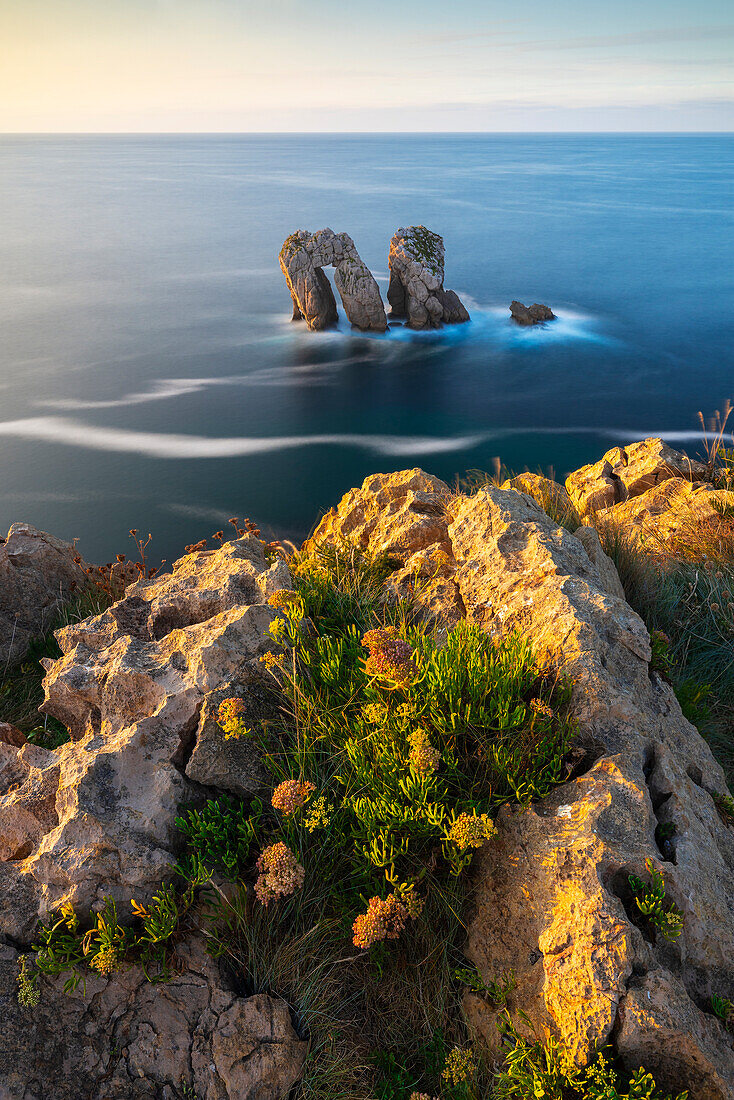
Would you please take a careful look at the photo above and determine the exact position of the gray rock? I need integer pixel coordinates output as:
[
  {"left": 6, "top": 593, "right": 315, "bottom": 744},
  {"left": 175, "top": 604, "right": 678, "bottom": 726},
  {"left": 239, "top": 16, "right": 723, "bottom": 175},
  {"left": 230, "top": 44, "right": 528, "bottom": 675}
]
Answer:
[
  {"left": 0, "top": 535, "right": 279, "bottom": 940},
  {"left": 509, "top": 300, "right": 556, "bottom": 325},
  {"left": 0, "top": 936, "right": 306, "bottom": 1098},
  {"left": 388, "top": 227, "right": 469, "bottom": 329},
  {"left": 280, "top": 228, "right": 386, "bottom": 331},
  {"left": 0, "top": 523, "right": 88, "bottom": 666}
]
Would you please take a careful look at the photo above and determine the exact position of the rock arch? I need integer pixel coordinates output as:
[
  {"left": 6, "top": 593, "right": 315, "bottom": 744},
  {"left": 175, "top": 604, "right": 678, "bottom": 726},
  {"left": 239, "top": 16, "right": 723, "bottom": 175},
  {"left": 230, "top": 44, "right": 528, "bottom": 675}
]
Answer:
[{"left": 279, "top": 228, "right": 387, "bottom": 332}]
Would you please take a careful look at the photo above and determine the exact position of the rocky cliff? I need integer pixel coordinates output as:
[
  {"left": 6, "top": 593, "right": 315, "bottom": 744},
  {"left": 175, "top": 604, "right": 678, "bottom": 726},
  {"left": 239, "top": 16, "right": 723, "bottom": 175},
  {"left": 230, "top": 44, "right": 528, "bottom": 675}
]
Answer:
[{"left": 0, "top": 438, "right": 732, "bottom": 1098}]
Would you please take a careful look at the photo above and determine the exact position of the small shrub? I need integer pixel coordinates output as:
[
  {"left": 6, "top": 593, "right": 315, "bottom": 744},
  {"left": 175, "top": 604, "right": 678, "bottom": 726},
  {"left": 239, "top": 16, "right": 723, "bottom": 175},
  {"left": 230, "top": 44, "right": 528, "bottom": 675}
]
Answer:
[
  {"left": 711, "top": 993, "right": 734, "bottom": 1030},
  {"left": 175, "top": 795, "right": 261, "bottom": 880},
  {"left": 628, "top": 859, "right": 684, "bottom": 941},
  {"left": 495, "top": 1015, "right": 688, "bottom": 1099}
]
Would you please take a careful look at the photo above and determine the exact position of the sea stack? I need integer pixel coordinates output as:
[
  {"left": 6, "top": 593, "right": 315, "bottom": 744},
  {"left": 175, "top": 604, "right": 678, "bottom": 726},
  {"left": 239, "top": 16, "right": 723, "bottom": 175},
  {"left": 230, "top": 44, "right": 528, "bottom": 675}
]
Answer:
[
  {"left": 510, "top": 300, "right": 556, "bottom": 325},
  {"left": 387, "top": 226, "right": 470, "bottom": 329},
  {"left": 279, "top": 228, "right": 387, "bottom": 332}
]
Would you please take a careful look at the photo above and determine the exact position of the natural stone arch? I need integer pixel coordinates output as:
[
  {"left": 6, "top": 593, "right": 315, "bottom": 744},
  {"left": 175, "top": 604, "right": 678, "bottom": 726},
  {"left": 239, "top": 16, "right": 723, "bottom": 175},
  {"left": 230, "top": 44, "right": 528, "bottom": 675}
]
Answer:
[{"left": 279, "top": 228, "right": 387, "bottom": 332}]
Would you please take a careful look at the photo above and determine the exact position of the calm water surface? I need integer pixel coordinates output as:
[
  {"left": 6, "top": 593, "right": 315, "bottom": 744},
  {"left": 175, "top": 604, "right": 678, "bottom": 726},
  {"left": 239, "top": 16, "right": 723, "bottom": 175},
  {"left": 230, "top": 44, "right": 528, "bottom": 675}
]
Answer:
[{"left": 1, "top": 134, "right": 732, "bottom": 562}]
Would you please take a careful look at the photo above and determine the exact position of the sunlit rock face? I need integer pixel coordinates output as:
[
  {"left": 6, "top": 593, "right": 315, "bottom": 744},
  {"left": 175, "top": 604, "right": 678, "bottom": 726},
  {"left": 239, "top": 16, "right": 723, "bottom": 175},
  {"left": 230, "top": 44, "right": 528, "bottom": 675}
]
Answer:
[
  {"left": 279, "top": 227, "right": 387, "bottom": 331},
  {"left": 565, "top": 437, "right": 708, "bottom": 516},
  {"left": 387, "top": 226, "right": 470, "bottom": 329},
  {"left": 309, "top": 463, "right": 734, "bottom": 1100}
]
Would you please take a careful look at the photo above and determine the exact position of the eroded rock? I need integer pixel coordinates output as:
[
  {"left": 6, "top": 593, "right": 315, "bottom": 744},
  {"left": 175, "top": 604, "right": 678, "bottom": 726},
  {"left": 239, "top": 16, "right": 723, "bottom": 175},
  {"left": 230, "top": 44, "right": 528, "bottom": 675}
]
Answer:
[
  {"left": 387, "top": 226, "right": 470, "bottom": 329},
  {"left": 0, "top": 937, "right": 306, "bottom": 1099},
  {"left": 280, "top": 228, "right": 386, "bottom": 331},
  {"left": 447, "top": 486, "right": 734, "bottom": 1097},
  {"left": 0, "top": 536, "right": 283, "bottom": 939},
  {"left": 566, "top": 438, "right": 707, "bottom": 516},
  {"left": 509, "top": 301, "right": 555, "bottom": 325},
  {"left": 0, "top": 523, "right": 88, "bottom": 666},
  {"left": 594, "top": 476, "right": 734, "bottom": 554}
]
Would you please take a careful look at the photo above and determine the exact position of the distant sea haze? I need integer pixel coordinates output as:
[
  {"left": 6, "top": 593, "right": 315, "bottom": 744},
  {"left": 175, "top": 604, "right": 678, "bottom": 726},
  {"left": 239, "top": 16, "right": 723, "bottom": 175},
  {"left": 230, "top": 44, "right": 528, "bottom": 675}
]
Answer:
[{"left": 0, "top": 134, "right": 732, "bottom": 562}]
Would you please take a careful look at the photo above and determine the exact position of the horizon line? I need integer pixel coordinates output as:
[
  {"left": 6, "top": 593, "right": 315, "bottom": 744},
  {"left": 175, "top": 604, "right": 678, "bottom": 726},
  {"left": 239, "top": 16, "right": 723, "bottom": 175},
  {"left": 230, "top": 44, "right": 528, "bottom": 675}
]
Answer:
[{"left": 2, "top": 129, "right": 733, "bottom": 137}]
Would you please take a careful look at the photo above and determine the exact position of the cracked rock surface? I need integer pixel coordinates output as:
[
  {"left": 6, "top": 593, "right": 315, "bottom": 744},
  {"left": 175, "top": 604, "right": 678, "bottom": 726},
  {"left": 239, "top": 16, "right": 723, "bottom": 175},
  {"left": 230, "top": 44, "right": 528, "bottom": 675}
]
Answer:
[
  {"left": 309, "top": 464, "right": 734, "bottom": 1099},
  {"left": 0, "top": 937, "right": 306, "bottom": 1099},
  {"left": 279, "top": 227, "right": 387, "bottom": 331},
  {"left": 0, "top": 523, "right": 88, "bottom": 666},
  {"left": 387, "top": 226, "right": 470, "bottom": 329},
  {"left": 0, "top": 536, "right": 283, "bottom": 940},
  {"left": 565, "top": 438, "right": 708, "bottom": 516}
]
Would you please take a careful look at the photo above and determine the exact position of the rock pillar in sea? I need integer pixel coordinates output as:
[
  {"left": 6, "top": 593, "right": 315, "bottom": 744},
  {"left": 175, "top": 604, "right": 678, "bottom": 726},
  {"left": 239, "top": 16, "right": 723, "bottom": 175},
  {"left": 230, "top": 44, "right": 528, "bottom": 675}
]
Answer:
[
  {"left": 387, "top": 226, "right": 470, "bottom": 329},
  {"left": 279, "top": 228, "right": 387, "bottom": 332}
]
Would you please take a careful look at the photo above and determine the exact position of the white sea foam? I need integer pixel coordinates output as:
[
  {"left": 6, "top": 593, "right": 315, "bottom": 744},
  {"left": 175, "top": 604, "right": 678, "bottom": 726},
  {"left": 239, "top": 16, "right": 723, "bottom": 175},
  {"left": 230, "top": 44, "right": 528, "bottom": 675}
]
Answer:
[
  {"left": 0, "top": 417, "right": 491, "bottom": 459},
  {"left": 0, "top": 415, "right": 723, "bottom": 462}
]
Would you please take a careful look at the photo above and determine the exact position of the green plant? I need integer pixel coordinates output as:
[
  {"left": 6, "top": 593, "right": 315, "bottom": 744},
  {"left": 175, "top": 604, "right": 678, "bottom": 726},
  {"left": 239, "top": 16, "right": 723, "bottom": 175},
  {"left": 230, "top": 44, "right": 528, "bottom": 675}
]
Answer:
[
  {"left": 711, "top": 993, "right": 734, "bottom": 1029},
  {"left": 495, "top": 1014, "right": 688, "bottom": 1099},
  {"left": 175, "top": 795, "right": 261, "bottom": 880},
  {"left": 16, "top": 954, "right": 40, "bottom": 1008},
  {"left": 713, "top": 790, "right": 734, "bottom": 824},
  {"left": 628, "top": 859, "right": 684, "bottom": 941},
  {"left": 454, "top": 965, "right": 516, "bottom": 1006}
]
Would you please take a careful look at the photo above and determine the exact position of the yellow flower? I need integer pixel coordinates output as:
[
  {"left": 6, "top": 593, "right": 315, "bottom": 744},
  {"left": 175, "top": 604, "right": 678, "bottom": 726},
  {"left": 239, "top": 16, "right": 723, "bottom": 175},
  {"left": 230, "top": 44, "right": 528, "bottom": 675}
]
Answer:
[
  {"left": 260, "top": 651, "right": 282, "bottom": 671},
  {"left": 303, "top": 795, "right": 333, "bottom": 832},
  {"left": 267, "top": 589, "right": 300, "bottom": 611},
  {"left": 88, "top": 943, "right": 124, "bottom": 976},
  {"left": 442, "top": 1047, "right": 476, "bottom": 1087},
  {"left": 407, "top": 729, "right": 441, "bottom": 774},
  {"left": 447, "top": 812, "right": 496, "bottom": 851}
]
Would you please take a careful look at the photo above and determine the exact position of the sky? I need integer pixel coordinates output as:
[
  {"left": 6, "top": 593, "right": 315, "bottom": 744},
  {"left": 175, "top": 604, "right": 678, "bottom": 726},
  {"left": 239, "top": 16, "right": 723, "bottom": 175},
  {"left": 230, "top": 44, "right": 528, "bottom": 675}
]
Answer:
[{"left": 1, "top": 0, "right": 733, "bottom": 132}]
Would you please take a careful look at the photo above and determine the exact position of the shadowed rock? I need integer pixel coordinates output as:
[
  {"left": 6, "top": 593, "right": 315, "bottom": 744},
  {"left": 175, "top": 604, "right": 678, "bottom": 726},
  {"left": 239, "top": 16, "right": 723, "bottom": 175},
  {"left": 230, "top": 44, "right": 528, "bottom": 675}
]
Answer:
[
  {"left": 279, "top": 228, "right": 386, "bottom": 331},
  {"left": 387, "top": 226, "right": 470, "bottom": 329},
  {"left": 510, "top": 300, "right": 556, "bottom": 325}
]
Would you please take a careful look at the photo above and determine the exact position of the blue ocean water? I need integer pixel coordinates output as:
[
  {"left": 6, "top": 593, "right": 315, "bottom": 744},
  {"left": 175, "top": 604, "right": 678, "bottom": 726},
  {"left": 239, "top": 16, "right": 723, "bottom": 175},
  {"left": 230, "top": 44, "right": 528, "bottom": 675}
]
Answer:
[{"left": 0, "top": 134, "right": 732, "bottom": 563}]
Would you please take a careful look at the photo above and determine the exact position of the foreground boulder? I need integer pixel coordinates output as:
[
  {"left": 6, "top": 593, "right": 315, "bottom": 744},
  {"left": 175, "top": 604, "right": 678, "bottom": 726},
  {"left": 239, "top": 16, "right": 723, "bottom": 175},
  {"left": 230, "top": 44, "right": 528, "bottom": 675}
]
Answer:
[
  {"left": 0, "top": 523, "right": 88, "bottom": 666},
  {"left": 566, "top": 437, "right": 707, "bottom": 515},
  {"left": 594, "top": 476, "right": 734, "bottom": 555},
  {"left": 509, "top": 300, "right": 555, "bottom": 325},
  {"left": 0, "top": 536, "right": 283, "bottom": 939},
  {"left": 309, "top": 467, "right": 734, "bottom": 1099},
  {"left": 0, "top": 937, "right": 306, "bottom": 1099},
  {"left": 280, "top": 228, "right": 387, "bottom": 331},
  {"left": 387, "top": 226, "right": 470, "bottom": 329}
]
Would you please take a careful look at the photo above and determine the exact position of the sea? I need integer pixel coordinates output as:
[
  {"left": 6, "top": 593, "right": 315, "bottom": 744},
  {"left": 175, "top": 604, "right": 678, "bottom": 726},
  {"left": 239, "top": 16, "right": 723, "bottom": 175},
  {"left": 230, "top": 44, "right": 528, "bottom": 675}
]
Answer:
[{"left": 1, "top": 133, "right": 732, "bottom": 564}]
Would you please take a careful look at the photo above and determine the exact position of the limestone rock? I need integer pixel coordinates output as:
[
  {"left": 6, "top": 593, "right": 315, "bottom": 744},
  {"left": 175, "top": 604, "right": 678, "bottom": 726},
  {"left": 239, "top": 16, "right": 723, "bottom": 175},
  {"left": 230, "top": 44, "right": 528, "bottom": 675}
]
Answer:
[
  {"left": 0, "top": 523, "right": 88, "bottom": 666},
  {"left": 509, "top": 301, "right": 556, "bottom": 325},
  {"left": 566, "top": 438, "right": 707, "bottom": 516},
  {"left": 573, "top": 524, "right": 627, "bottom": 600},
  {"left": 315, "top": 465, "right": 734, "bottom": 1095},
  {"left": 280, "top": 228, "right": 386, "bottom": 331},
  {"left": 595, "top": 476, "right": 734, "bottom": 555},
  {"left": 387, "top": 227, "right": 469, "bottom": 329},
  {"left": 185, "top": 681, "right": 273, "bottom": 798},
  {"left": 306, "top": 468, "right": 463, "bottom": 625},
  {"left": 307, "top": 468, "right": 451, "bottom": 560},
  {"left": 0, "top": 937, "right": 306, "bottom": 1098},
  {"left": 445, "top": 486, "right": 734, "bottom": 1096},
  {"left": 0, "top": 536, "right": 279, "bottom": 940},
  {"left": 0, "top": 722, "right": 26, "bottom": 748},
  {"left": 501, "top": 473, "right": 576, "bottom": 523}
]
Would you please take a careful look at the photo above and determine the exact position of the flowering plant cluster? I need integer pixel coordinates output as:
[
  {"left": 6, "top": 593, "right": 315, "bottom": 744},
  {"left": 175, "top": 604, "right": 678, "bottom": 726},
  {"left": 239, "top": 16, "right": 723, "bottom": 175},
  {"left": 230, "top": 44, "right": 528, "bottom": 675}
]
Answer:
[
  {"left": 216, "top": 697, "right": 252, "bottom": 741},
  {"left": 271, "top": 778, "right": 315, "bottom": 815},
  {"left": 362, "top": 626, "right": 417, "bottom": 688},
  {"left": 352, "top": 888, "right": 423, "bottom": 949},
  {"left": 254, "top": 842, "right": 305, "bottom": 906}
]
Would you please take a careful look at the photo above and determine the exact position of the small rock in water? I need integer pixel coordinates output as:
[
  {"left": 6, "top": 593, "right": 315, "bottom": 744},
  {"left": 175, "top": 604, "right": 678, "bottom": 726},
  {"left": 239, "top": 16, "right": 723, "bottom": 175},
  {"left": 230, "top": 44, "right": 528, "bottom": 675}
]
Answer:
[{"left": 510, "top": 300, "right": 556, "bottom": 325}]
